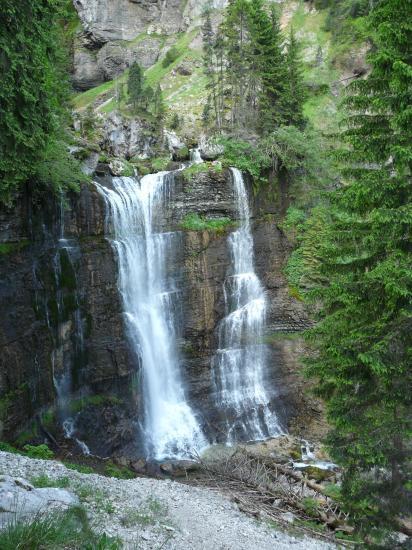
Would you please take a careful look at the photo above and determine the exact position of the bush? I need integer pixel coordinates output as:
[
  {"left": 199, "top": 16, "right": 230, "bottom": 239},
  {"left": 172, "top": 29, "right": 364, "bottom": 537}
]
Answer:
[
  {"left": 104, "top": 461, "right": 134, "bottom": 480},
  {"left": 23, "top": 444, "right": 54, "bottom": 460},
  {"left": 0, "top": 442, "right": 20, "bottom": 454},
  {"left": 162, "top": 46, "right": 180, "bottom": 68}
]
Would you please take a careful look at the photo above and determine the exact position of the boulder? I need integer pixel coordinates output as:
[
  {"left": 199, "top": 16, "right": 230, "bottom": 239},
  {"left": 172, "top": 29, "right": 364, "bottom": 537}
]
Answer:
[
  {"left": 199, "top": 136, "right": 224, "bottom": 161},
  {"left": 72, "top": 45, "right": 104, "bottom": 91},
  {"left": 0, "top": 475, "right": 79, "bottom": 528},
  {"left": 159, "top": 460, "right": 200, "bottom": 477}
]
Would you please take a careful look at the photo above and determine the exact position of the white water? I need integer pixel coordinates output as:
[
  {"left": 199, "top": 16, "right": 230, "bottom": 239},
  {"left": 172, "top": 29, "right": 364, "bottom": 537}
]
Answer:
[
  {"left": 97, "top": 173, "right": 206, "bottom": 460},
  {"left": 212, "top": 167, "right": 283, "bottom": 444},
  {"left": 190, "top": 148, "right": 203, "bottom": 164}
]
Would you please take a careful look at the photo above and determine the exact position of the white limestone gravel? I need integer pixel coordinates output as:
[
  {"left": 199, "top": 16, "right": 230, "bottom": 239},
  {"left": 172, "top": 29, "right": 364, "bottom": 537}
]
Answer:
[{"left": 0, "top": 451, "right": 335, "bottom": 549}]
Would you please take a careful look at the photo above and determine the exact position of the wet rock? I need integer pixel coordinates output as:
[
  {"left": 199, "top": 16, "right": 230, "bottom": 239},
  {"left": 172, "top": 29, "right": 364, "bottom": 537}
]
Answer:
[{"left": 159, "top": 460, "right": 200, "bottom": 477}]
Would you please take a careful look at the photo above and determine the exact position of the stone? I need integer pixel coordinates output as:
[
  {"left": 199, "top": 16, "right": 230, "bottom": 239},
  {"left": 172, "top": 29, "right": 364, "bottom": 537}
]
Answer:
[
  {"left": 72, "top": 44, "right": 104, "bottom": 91},
  {"left": 159, "top": 460, "right": 199, "bottom": 477},
  {"left": 130, "top": 458, "right": 147, "bottom": 474},
  {"left": 279, "top": 512, "right": 295, "bottom": 524},
  {"left": 0, "top": 476, "right": 79, "bottom": 527},
  {"left": 102, "top": 112, "right": 159, "bottom": 159},
  {"left": 198, "top": 135, "right": 224, "bottom": 161}
]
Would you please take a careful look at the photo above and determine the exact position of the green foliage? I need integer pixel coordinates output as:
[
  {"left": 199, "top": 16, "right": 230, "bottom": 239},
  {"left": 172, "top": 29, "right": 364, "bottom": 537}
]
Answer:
[
  {"left": 202, "top": 0, "right": 306, "bottom": 135},
  {"left": 0, "top": 442, "right": 20, "bottom": 454},
  {"left": 0, "top": 240, "right": 30, "bottom": 256},
  {"left": 104, "top": 461, "right": 134, "bottom": 480},
  {"left": 219, "top": 138, "right": 269, "bottom": 183},
  {"left": 162, "top": 46, "right": 180, "bottom": 68},
  {"left": 63, "top": 462, "right": 95, "bottom": 474},
  {"left": 180, "top": 213, "right": 235, "bottom": 235},
  {"left": 127, "top": 61, "right": 144, "bottom": 109},
  {"left": 181, "top": 162, "right": 209, "bottom": 181},
  {"left": 305, "top": 0, "right": 412, "bottom": 536},
  {"left": 23, "top": 444, "right": 54, "bottom": 460},
  {"left": 150, "top": 157, "right": 171, "bottom": 172},
  {"left": 169, "top": 112, "right": 181, "bottom": 130},
  {"left": 30, "top": 475, "right": 70, "bottom": 489},
  {"left": 0, "top": 1, "right": 84, "bottom": 203},
  {"left": 0, "top": 506, "right": 120, "bottom": 550}
]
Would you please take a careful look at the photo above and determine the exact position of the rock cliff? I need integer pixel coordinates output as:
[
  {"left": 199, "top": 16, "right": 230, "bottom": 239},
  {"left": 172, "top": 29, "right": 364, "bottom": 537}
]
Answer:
[
  {"left": 0, "top": 166, "right": 319, "bottom": 457},
  {"left": 71, "top": 0, "right": 228, "bottom": 90}
]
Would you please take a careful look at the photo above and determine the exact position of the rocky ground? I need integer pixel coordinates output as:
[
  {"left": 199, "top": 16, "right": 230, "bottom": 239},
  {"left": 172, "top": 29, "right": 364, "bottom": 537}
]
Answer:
[{"left": 0, "top": 451, "right": 335, "bottom": 549}]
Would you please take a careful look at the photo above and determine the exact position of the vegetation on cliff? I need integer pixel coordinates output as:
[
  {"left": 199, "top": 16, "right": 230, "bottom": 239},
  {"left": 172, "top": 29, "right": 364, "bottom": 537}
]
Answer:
[{"left": 0, "top": 0, "right": 85, "bottom": 204}]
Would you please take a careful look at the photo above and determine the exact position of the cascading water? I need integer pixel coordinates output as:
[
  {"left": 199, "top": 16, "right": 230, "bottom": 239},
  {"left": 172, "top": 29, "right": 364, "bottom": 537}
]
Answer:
[
  {"left": 97, "top": 172, "right": 206, "bottom": 460},
  {"left": 212, "top": 167, "right": 283, "bottom": 444}
]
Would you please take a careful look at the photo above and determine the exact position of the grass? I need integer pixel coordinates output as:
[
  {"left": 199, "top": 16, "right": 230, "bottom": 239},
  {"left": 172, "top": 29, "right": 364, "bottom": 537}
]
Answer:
[
  {"left": 0, "top": 506, "right": 120, "bottom": 550},
  {"left": 63, "top": 462, "right": 96, "bottom": 474},
  {"left": 180, "top": 213, "right": 236, "bottom": 235},
  {"left": 120, "top": 497, "right": 168, "bottom": 528},
  {"left": 104, "top": 461, "right": 134, "bottom": 480},
  {"left": 74, "top": 484, "right": 115, "bottom": 516},
  {"left": 30, "top": 474, "right": 70, "bottom": 489},
  {"left": 181, "top": 162, "right": 209, "bottom": 181}
]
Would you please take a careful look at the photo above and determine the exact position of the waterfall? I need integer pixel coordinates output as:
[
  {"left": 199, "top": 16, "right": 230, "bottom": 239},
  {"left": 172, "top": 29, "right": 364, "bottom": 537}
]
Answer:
[
  {"left": 190, "top": 148, "right": 203, "bottom": 164},
  {"left": 97, "top": 173, "right": 206, "bottom": 460},
  {"left": 212, "top": 167, "right": 283, "bottom": 444}
]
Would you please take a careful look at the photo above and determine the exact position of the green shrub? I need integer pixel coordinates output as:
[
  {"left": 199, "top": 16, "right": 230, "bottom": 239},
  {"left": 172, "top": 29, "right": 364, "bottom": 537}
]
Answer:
[
  {"left": 0, "top": 442, "right": 20, "bottom": 454},
  {"left": 150, "top": 156, "right": 171, "bottom": 172},
  {"left": 180, "top": 213, "right": 235, "bottom": 235},
  {"left": 23, "top": 444, "right": 54, "bottom": 460},
  {"left": 104, "top": 461, "right": 134, "bottom": 480},
  {"left": 63, "top": 462, "right": 96, "bottom": 474},
  {"left": 0, "top": 506, "right": 120, "bottom": 550},
  {"left": 162, "top": 46, "right": 180, "bottom": 68},
  {"left": 30, "top": 475, "right": 70, "bottom": 489}
]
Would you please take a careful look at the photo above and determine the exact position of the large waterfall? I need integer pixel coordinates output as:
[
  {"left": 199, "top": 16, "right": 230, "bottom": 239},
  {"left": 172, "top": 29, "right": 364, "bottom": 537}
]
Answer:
[
  {"left": 212, "top": 168, "right": 282, "bottom": 444},
  {"left": 97, "top": 173, "right": 206, "bottom": 460}
]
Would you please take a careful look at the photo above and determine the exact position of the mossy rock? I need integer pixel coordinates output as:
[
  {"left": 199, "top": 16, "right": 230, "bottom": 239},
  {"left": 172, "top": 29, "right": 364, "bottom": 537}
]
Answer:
[{"left": 304, "top": 466, "right": 335, "bottom": 482}]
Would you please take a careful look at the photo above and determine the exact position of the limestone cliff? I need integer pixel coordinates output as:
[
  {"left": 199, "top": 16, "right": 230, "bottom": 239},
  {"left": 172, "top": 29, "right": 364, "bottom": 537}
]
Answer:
[{"left": 0, "top": 167, "right": 320, "bottom": 457}]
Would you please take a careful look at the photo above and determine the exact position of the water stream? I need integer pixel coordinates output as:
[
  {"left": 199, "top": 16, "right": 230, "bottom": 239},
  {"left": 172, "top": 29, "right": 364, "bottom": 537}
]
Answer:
[
  {"left": 97, "top": 173, "right": 206, "bottom": 460},
  {"left": 212, "top": 168, "right": 283, "bottom": 444}
]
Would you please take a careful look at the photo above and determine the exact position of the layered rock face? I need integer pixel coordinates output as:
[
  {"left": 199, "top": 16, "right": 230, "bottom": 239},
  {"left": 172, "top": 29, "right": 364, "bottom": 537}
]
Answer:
[
  {"left": 71, "top": 0, "right": 228, "bottom": 90},
  {"left": 0, "top": 168, "right": 316, "bottom": 456}
]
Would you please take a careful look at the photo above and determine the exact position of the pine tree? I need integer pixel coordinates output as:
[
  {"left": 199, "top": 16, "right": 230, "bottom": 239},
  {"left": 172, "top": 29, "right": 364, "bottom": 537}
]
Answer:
[
  {"left": 306, "top": 0, "right": 412, "bottom": 535},
  {"left": 248, "top": 1, "right": 286, "bottom": 134},
  {"left": 127, "top": 61, "right": 144, "bottom": 110},
  {"left": 284, "top": 27, "right": 306, "bottom": 127},
  {"left": 0, "top": 1, "right": 71, "bottom": 202}
]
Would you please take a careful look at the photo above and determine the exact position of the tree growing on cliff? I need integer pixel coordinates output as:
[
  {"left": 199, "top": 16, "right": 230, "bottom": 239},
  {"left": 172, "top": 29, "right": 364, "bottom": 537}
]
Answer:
[
  {"left": 305, "top": 0, "right": 412, "bottom": 536},
  {"left": 127, "top": 61, "right": 144, "bottom": 111},
  {"left": 248, "top": 1, "right": 286, "bottom": 133},
  {"left": 0, "top": 0, "right": 82, "bottom": 203},
  {"left": 283, "top": 27, "right": 307, "bottom": 127}
]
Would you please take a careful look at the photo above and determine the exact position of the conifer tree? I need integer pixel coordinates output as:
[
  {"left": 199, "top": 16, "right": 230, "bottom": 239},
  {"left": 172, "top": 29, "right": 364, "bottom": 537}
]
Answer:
[
  {"left": 127, "top": 61, "right": 144, "bottom": 110},
  {"left": 248, "top": 1, "right": 286, "bottom": 134},
  {"left": 0, "top": 0, "right": 71, "bottom": 201},
  {"left": 306, "top": 0, "right": 412, "bottom": 534},
  {"left": 284, "top": 27, "right": 306, "bottom": 127}
]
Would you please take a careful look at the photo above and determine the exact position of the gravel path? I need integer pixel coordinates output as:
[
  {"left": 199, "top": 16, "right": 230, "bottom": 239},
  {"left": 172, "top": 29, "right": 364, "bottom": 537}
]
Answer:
[{"left": 0, "top": 452, "right": 335, "bottom": 549}]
